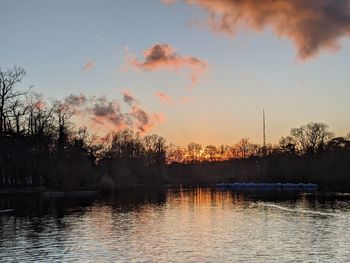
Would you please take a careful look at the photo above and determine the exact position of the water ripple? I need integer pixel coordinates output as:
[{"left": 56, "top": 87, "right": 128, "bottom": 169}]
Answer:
[{"left": 1, "top": 189, "right": 350, "bottom": 262}]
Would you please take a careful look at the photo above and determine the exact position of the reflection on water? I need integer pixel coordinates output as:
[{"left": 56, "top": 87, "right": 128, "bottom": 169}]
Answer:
[{"left": 1, "top": 188, "right": 350, "bottom": 262}]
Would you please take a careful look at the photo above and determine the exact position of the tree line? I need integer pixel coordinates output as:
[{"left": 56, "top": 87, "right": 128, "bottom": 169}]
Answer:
[
  {"left": 167, "top": 122, "right": 350, "bottom": 188},
  {"left": 1, "top": 66, "right": 350, "bottom": 190},
  {"left": 168, "top": 122, "right": 350, "bottom": 163},
  {"left": 0, "top": 66, "right": 167, "bottom": 190}
]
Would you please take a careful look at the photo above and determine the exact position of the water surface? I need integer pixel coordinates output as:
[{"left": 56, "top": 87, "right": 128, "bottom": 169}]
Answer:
[{"left": 1, "top": 188, "right": 350, "bottom": 262}]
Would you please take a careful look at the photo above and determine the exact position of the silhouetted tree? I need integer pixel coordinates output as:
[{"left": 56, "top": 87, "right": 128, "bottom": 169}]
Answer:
[
  {"left": 235, "top": 138, "right": 257, "bottom": 158},
  {"left": 326, "top": 137, "right": 350, "bottom": 152},
  {"left": 143, "top": 134, "right": 167, "bottom": 167},
  {"left": 166, "top": 143, "right": 184, "bottom": 164},
  {"left": 279, "top": 136, "right": 296, "bottom": 155},
  {"left": 188, "top": 142, "right": 202, "bottom": 162},
  {"left": 290, "top": 122, "right": 334, "bottom": 155},
  {"left": 204, "top": 145, "right": 217, "bottom": 161},
  {"left": 0, "top": 66, "right": 27, "bottom": 135}
]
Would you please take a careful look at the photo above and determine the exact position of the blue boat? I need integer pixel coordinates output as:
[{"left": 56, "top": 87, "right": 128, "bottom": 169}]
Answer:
[{"left": 216, "top": 182, "right": 318, "bottom": 190}]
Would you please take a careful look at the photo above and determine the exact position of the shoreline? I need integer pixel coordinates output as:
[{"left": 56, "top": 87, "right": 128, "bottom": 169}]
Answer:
[
  {"left": 0, "top": 187, "right": 98, "bottom": 197},
  {"left": 1, "top": 183, "right": 350, "bottom": 195}
]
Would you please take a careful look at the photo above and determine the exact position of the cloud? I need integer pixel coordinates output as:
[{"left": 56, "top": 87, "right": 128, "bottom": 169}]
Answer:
[
  {"left": 83, "top": 60, "right": 95, "bottom": 71},
  {"left": 154, "top": 91, "right": 196, "bottom": 105},
  {"left": 122, "top": 89, "right": 138, "bottom": 106},
  {"left": 167, "top": 0, "right": 350, "bottom": 59},
  {"left": 130, "top": 43, "right": 208, "bottom": 84},
  {"left": 161, "top": 0, "right": 176, "bottom": 4},
  {"left": 64, "top": 94, "right": 87, "bottom": 107},
  {"left": 64, "top": 92, "right": 163, "bottom": 134},
  {"left": 122, "top": 90, "right": 162, "bottom": 132},
  {"left": 90, "top": 97, "right": 126, "bottom": 129},
  {"left": 130, "top": 106, "right": 153, "bottom": 133},
  {"left": 155, "top": 91, "right": 173, "bottom": 105}
]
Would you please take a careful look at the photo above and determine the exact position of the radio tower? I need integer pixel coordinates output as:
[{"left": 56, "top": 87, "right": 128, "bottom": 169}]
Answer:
[{"left": 262, "top": 109, "right": 267, "bottom": 156}]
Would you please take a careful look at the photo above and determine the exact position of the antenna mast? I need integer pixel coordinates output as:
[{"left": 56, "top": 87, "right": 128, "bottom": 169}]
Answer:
[{"left": 263, "top": 109, "right": 266, "bottom": 155}]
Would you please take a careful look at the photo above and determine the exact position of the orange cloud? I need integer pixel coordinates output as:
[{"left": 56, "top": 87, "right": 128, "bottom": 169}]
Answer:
[
  {"left": 130, "top": 105, "right": 162, "bottom": 133},
  {"left": 155, "top": 91, "right": 173, "bottom": 105},
  {"left": 154, "top": 91, "right": 197, "bottom": 105},
  {"left": 83, "top": 60, "right": 95, "bottom": 71},
  {"left": 130, "top": 43, "right": 208, "bottom": 84},
  {"left": 168, "top": 0, "right": 350, "bottom": 59}
]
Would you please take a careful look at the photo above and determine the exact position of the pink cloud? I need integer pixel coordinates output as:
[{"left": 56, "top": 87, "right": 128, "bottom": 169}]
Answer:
[
  {"left": 161, "top": 0, "right": 176, "bottom": 4},
  {"left": 154, "top": 91, "right": 196, "bottom": 105},
  {"left": 83, "top": 60, "right": 95, "bottom": 71},
  {"left": 155, "top": 91, "right": 173, "bottom": 105},
  {"left": 166, "top": 0, "right": 350, "bottom": 59},
  {"left": 64, "top": 92, "right": 164, "bottom": 135},
  {"left": 130, "top": 43, "right": 208, "bottom": 85}
]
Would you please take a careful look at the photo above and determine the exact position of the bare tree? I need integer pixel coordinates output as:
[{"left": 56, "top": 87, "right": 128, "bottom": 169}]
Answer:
[
  {"left": 143, "top": 134, "right": 167, "bottom": 166},
  {"left": 204, "top": 145, "right": 217, "bottom": 161},
  {"left": 188, "top": 142, "right": 202, "bottom": 162},
  {"left": 345, "top": 132, "right": 350, "bottom": 140},
  {"left": 8, "top": 96, "right": 30, "bottom": 134},
  {"left": 235, "top": 138, "right": 251, "bottom": 159},
  {"left": 0, "top": 66, "right": 27, "bottom": 135},
  {"left": 53, "top": 99, "right": 73, "bottom": 147},
  {"left": 290, "top": 122, "right": 334, "bottom": 154},
  {"left": 279, "top": 136, "right": 296, "bottom": 154},
  {"left": 166, "top": 143, "right": 184, "bottom": 164},
  {"left": 26, "top": 93, "right": 55, "bottom": 137}
]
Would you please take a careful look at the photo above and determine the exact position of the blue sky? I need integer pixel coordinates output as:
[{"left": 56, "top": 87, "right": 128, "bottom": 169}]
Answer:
[{"left": 1, "top": 0, "right": 350, "bottom": 145}]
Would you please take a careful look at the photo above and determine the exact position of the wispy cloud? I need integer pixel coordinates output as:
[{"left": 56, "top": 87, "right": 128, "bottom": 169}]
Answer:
[
  {"left": 166, "top": 0, "right": 350, "bottom": 59},
  {"left": 128, "top": 43, "right": 208, "bottom": 85},
  {"left": 83, "top": 60, "right": 95, "bottom": 71},
  {"left": 154, "top": 91, "right": 196, "bottom": 106},
  {"left": 161, "top": 0, "right": 176, "bottom": 5},
  {"left": 155, "top": 91, "right": 173, "bottom": 105}
]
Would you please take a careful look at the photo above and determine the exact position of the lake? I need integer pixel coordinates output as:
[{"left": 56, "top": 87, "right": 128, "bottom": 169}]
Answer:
[{"left": 1, "top": 188, "right": 350, "bottom": 262}]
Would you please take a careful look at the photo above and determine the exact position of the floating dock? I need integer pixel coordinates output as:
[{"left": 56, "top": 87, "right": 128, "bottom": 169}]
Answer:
[
  {"left": 0, "top": 209, "right": 15, "bottom": 214},
  {"left": 216, "top": 183, "right": 318, "bottom": 190}
]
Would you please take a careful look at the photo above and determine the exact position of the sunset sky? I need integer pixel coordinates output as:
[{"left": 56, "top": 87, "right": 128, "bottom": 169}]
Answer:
[{"left": 1, "top": 0, "right": 350, "bottom": 146}]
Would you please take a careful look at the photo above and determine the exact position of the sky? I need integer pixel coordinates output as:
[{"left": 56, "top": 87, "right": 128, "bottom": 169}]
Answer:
[{"left": 1, "top": 0, "right": 350, "bottom": 146}]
